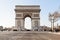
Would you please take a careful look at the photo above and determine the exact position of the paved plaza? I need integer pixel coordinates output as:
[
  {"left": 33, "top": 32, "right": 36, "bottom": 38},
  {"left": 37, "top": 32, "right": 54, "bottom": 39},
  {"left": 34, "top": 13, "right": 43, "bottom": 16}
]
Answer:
[{"left": 0, "top": 31, "right": 60, "bottom": 40}]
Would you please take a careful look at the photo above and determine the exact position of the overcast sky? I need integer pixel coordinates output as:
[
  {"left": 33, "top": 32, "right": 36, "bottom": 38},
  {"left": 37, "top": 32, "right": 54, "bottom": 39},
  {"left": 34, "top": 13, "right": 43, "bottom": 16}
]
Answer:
[{"left": 0, "top": 0, "right": 60, "bottom": 28}]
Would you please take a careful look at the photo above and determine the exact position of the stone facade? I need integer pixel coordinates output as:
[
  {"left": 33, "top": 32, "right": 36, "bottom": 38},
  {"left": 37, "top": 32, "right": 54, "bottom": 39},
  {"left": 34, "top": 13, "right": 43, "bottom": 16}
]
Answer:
[{"left": 15, "top": 5, "right": 41, "bottom": 31}]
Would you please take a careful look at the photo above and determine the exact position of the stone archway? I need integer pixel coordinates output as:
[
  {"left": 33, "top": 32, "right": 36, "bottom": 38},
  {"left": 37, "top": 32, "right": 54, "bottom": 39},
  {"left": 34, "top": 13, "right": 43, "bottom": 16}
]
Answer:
[{"left": 15, "top": 5, "right": 41, "bottom": 31}]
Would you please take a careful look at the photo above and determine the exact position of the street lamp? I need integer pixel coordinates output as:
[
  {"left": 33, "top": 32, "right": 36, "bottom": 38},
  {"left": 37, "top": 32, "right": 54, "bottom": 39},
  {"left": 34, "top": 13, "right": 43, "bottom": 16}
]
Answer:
[{"left": 49, "top": 14, "right": 54, "bottom": 31}]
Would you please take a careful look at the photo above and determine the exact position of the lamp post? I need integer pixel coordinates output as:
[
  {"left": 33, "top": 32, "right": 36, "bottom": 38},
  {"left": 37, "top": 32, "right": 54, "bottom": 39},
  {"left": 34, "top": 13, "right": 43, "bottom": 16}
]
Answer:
[
  {"left": 52, "top": 18, "right": 54, "bottom": 31},
  {"left": 49, "top": 14, "right": 54, "bottom": 32}
]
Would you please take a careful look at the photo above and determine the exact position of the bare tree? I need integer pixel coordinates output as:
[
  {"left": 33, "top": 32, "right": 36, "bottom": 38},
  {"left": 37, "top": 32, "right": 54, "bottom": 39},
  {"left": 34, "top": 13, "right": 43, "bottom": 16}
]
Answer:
[{"left": 49, "top": 11, "right": 60, "bottom": 31}]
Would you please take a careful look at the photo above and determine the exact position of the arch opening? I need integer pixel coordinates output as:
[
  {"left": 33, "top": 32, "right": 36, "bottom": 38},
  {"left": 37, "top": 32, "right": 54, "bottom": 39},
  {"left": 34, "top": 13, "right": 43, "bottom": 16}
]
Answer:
[{"left": 24, "top": 17, "right": 32, "bottom": 30}]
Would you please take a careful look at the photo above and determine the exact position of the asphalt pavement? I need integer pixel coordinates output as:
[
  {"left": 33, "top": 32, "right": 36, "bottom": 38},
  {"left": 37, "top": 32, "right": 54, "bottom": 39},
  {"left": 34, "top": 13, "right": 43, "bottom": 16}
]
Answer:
[{"left": 0, "top": 31, "right": 60, "bottom": 40}]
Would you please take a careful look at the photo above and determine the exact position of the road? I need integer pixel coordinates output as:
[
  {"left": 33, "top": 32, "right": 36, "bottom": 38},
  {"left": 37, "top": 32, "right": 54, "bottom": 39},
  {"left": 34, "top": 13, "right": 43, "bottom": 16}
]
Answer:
[{"left": 0, "top": 31, "right": 60, "bottom": 40}]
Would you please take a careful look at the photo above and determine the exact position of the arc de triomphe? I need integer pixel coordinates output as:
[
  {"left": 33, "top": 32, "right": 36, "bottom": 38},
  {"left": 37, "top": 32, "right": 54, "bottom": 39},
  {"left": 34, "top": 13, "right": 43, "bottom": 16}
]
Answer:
[{"left": 15, "top": 5, "right": 41, "bottom": 31}]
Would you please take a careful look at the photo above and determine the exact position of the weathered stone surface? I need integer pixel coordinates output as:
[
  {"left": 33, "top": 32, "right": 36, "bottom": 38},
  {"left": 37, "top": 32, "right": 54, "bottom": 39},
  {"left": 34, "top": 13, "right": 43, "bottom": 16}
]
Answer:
[{"left": 15, "top": 5, "right": 41, "bottom": 31}]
